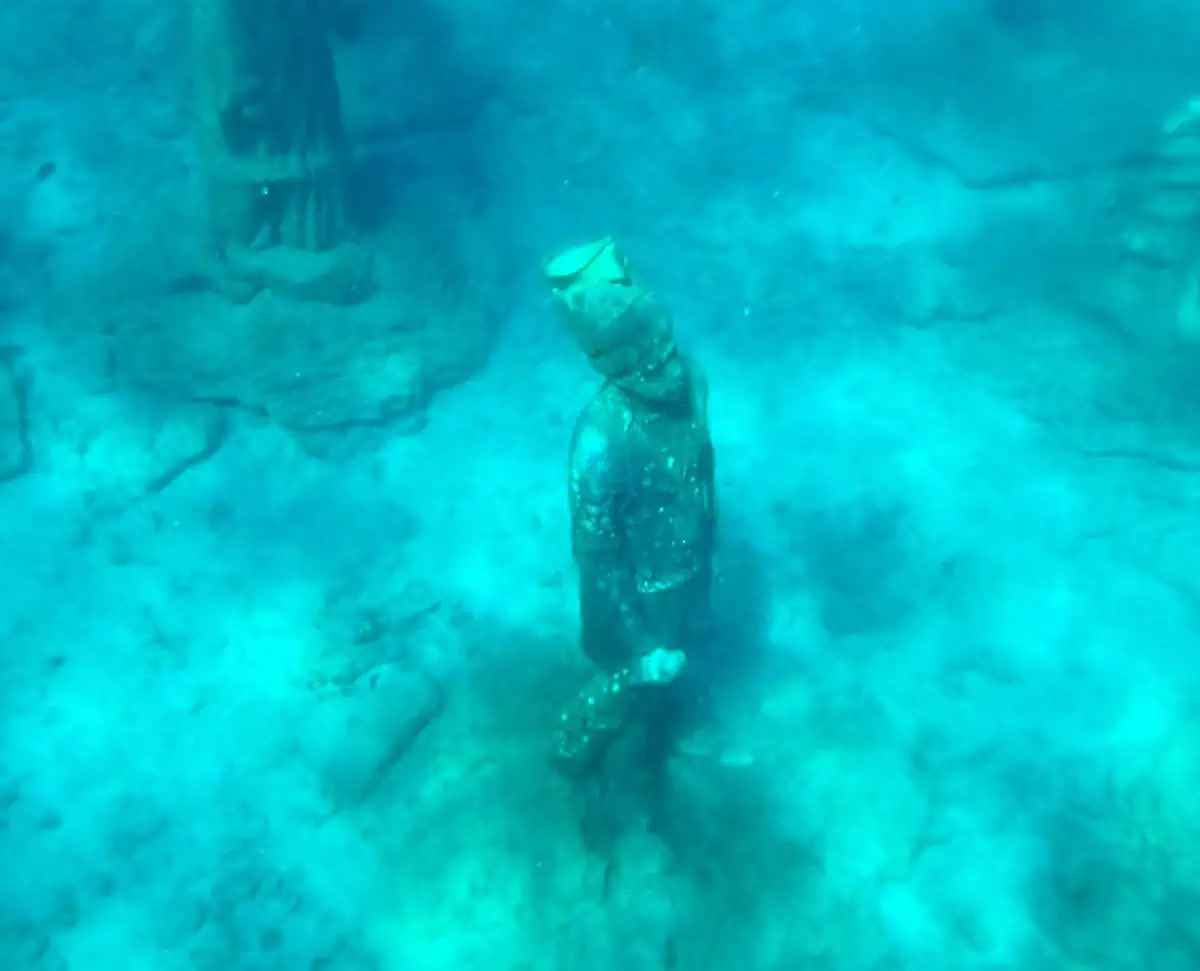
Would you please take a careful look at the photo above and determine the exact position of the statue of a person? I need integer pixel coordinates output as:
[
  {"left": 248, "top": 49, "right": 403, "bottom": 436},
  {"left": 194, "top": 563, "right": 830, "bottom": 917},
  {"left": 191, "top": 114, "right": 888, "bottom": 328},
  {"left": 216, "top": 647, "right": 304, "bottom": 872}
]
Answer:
[
  {"left": 192, "top": 0, "right": 369, "bottom": 303},
  {"left": 545, "top": 238, "right": 718, "bottom": 779}
]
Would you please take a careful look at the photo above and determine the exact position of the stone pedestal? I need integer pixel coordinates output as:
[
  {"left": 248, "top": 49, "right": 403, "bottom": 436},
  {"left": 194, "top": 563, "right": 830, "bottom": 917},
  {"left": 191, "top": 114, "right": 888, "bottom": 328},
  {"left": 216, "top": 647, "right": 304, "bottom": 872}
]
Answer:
[
  {"left": 113, "top": 221, "right": 506, "bottom": 447},
  {"left": 192, "top": 0, "right": 369, "bottom": 304}
]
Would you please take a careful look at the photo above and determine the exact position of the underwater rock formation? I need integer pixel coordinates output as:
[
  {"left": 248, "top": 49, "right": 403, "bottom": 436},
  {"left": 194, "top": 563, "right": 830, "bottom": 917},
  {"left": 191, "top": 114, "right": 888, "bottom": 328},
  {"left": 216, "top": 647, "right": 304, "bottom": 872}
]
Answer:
[{"left": 192, "top": 0, "right": 370, "bottom": 304}]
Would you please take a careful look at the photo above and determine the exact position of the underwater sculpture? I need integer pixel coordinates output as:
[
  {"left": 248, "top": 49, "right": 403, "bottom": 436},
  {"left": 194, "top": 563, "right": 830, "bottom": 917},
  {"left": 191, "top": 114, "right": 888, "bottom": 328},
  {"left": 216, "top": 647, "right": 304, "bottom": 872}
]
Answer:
[
  {"left": 545, "top": 238, "right": 717, "bottom": 780},
  {"left": 191, "top": 0, "right": 369, "bottom": 304}
]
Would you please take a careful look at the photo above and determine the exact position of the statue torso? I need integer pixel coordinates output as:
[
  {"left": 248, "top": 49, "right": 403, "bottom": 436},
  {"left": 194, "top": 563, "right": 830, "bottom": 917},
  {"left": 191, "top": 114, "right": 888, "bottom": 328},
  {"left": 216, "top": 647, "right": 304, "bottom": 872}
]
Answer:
[{"left": 578, "top": 375, "right": 716, "bottom": 593}]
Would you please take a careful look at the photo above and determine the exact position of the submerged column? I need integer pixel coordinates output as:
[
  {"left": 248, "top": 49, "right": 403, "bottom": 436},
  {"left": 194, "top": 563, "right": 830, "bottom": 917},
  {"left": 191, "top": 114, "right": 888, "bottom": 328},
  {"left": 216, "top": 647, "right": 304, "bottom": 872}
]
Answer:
[{"left": 192, "top": 0, "right": 369, "bottom": 304}]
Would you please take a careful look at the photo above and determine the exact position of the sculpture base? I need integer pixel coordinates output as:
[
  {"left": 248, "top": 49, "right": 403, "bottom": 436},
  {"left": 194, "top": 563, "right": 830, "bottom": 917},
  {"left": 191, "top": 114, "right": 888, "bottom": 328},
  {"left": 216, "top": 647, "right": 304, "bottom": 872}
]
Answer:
[{"left": 215, "top": 241, "right": 374, "bottom": 306}]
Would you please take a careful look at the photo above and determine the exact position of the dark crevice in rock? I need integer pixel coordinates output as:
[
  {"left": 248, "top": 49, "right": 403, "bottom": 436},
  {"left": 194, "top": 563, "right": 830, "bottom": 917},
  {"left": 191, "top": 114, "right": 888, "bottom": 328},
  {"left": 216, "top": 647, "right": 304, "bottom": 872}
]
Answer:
[
  {"left": 1031, "top": 414, "right": 1200, "bottom": 474},
  {"left": 351, "top": 671, "right": 444, "bottom": 807},
  {"left": 143, "top": 411, "right": 234, "bottom": 496},
  {"left": 859, "top": 114, "right": 1157, "bottom": 190},
  {"left": 186, "top": 394, "right": 269, "bottom": 418},
  {"left": 793, "top": 95, "right": 1161, "bottom": 191},
  {"left": 304, "top": 665, "right": 446, "bottom": 811},
  {"left": 1063, "top": 445, "right": 1200, "bottom": 473},
  {"left": 187, "top": 391, "right": 430, "bottom": 436}
]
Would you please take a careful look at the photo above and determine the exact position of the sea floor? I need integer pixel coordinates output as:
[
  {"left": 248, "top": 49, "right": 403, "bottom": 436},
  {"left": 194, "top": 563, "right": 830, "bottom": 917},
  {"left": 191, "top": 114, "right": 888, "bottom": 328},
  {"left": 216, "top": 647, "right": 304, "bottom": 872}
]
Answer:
[{"left": 3, "top": 94, "right": 1200, "bottom": 971}]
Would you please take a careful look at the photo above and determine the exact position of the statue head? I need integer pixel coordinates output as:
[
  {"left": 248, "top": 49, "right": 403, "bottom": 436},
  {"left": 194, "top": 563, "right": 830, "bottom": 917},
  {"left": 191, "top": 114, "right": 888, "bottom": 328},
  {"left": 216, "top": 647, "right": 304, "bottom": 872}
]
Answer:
[{"left": 545, "top": 238, "right": 688, "bottom": 402}]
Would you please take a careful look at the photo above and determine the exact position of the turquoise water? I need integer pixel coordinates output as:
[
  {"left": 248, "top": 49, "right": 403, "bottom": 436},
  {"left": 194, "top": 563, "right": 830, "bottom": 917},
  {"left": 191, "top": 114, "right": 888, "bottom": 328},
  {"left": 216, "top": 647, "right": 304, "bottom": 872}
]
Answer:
[{"left": 2, "top": 2, "right": 1200, "bottom": 969}]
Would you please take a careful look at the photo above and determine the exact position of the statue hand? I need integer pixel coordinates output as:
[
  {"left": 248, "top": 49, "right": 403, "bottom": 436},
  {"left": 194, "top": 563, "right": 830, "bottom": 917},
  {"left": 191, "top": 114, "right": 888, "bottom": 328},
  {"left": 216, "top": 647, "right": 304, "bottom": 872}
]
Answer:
[{"left": 635, "top": 647, "right": 687, "bottom": 686}]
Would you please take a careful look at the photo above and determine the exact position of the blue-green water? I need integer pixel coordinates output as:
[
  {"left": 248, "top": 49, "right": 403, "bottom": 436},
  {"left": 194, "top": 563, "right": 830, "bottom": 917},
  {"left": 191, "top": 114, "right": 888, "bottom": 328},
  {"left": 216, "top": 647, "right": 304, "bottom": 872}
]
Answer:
[{"left": 2, "top": 2, "right": 1200, "bottom": 969}]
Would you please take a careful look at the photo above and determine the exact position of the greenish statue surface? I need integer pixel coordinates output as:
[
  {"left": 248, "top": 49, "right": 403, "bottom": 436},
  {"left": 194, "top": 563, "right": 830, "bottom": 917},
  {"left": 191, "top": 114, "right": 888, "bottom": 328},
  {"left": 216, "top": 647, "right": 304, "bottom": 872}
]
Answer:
[{"left": 546, "top": 238, "right": 717, "bottom": 776}]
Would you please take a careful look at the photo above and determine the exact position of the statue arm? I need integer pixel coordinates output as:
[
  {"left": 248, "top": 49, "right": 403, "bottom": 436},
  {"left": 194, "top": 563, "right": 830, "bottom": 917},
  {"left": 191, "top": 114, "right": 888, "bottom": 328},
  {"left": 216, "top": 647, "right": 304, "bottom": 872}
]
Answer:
[
  {"left": 553, "top": 644, "right": 685, "bottom": 772},
  {"left": 569, "top": 423, "right": 660, "bottom": 668}
]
